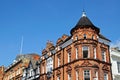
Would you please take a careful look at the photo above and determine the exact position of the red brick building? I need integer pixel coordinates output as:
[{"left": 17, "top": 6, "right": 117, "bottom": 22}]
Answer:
[{"left": 40, "top": 12, "right": 112, "bottom": 80}]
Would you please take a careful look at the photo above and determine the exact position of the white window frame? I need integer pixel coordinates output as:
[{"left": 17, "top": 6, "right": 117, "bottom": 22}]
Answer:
[
  {"left": 58, "top": 56, "right": 60, "bottom": 67},
  {"left": 94, "top": 71, "right": 98, "bottom": 80},
  {"left": 102, "top": 50, "right": 106, "bottom": 62},
  {"left": 76, "top": 47, "right": 79, "bottom": 59},
  {"left": 76, "top": 70, "right": 79, "bottom": 80},
  {"left": 94, "top": 48, "right": 97, "bottom": 59},
  {"left": 68, "top": 51, "right": 71, "bottom": 63}
]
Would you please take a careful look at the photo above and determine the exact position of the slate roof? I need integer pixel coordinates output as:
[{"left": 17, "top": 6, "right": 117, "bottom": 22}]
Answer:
[
  {"left": 76, "top": 13, "right": 94, "bottom": 27},
  {"left": 15, "top": 53, "right": 40, "bottom": 61},
  {"left": 29, "top": 59, "right": 39, "bottom": 69},
  {"left": 70, "top": 12, "right": 100, "bottom": 34},
  {"left": 99, "top": 34, "right": 111, "bottom": 42}
]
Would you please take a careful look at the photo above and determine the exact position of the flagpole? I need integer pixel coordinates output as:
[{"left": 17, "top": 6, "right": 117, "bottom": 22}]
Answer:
[{"left": 20, "top": 36, "right": 23, "bottom": 54}]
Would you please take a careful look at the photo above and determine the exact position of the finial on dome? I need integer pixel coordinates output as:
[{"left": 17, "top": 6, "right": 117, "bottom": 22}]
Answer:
[{"left": 82, "top": 10, "right": 86, "bottom": 17}]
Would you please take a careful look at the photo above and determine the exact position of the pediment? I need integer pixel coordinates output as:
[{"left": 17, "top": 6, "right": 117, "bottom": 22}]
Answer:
[
  {"left": 102, "top": 65, "right": 109, "bottom": 71},
  {"left": 56, "top": 69, "right": 61, "bottom": 76},
  {"left": 74, "top": 65, "right": 80, "bottom": 70},
  {"left": 81, "top": 60, "right": 92, "bottom": 67}
]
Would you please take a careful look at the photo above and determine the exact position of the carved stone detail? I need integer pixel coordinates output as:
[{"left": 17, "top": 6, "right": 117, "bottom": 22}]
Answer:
[
  {"left": 66, "top": 65, "right": 72, "bottom": 73},
  {"left": 81, "top": 60, "right": 92, "bottom": 67},
  {"left": 102, "top": 65, "right": 109, "bottom": 71},
  {"left": 74, "top": 65, "right": 80, "bottom": 70},
  {"left": 56, "top": 69, "right": 61, "bottom": 76}
]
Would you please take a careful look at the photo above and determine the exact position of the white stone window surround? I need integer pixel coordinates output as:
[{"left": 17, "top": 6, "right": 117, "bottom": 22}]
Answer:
[
  {"left": 68, "top": 51, "right": 71, "bottom": 63},
  {"left": 93, "top": 47, "right": 97, "bottom": 59},
  {"left": 76, "top": 70, "right": 79, "bottom": 80},
  {"left": 76, "top": 47, "right": 79, "bottom": 59},
  {"left": 101, "top": 50, "right": 106, "bottom": 62}
]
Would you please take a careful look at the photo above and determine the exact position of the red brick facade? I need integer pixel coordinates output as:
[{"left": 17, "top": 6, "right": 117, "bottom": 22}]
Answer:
[{"left": 40, "top": 12, "right": 112, "bottom": 80}]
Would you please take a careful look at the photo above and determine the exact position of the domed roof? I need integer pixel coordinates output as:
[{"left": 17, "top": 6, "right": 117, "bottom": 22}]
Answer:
[{"left": 70, "top": 11, "right": 100, "bottom": 35}]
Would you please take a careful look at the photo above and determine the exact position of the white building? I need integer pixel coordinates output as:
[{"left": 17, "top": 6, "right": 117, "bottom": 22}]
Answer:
[{"left": 110, "top": 47, "right": 120, "bottom": 80}]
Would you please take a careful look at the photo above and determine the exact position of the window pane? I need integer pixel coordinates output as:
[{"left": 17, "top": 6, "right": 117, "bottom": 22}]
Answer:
[
  {"left": 68, "top": 74, "right": 71, "bottom": 80},
  {"left": 76, "top": 71, "right": 79, "bottom": 80},
  {"left": 104, "top": 73, "right": 108, "bottom": 80},
  {"left": 117, "top": 62, "right": 120, "bottom": 73},
  {"left": 84, "top": 34, "right": 87, "bottom": 39},
  {"left": 68, "top": 52, "right": 71, "bottom": 62},
  {"left": 57, "top": 76, "right": 60, "bottom": 80},
  {"left": 94, "top": 48, "right": 96, "bottom": 59},
  {"left": 102, "top": 50, "right": 106, "bottom": 61},
  {"left": 58, "top": 56, "right": 61, "bottom": 67},
  {"left": 83, "top": 46, "right": 89, "bottom": 58},
  {"left": 84, "top": 70, "right": 90, "bottom": 80},
  {"left": 83, "top": 46, "right": 88, "bottom": 50}
]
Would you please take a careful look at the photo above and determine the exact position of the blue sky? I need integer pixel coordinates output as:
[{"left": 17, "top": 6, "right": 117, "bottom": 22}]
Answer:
[{"left": 0, "top": 0, "right": 120, "bottom": 66}]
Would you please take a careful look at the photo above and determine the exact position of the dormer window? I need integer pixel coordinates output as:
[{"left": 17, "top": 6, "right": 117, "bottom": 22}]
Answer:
[{"left": 84, "top": 34, "right": 87, "bottom": 39}]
